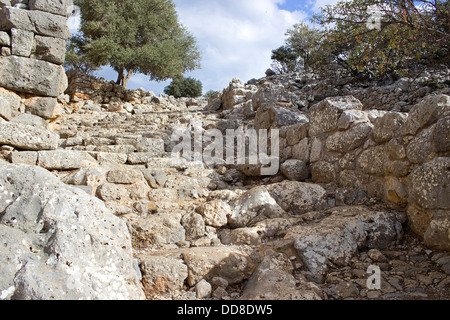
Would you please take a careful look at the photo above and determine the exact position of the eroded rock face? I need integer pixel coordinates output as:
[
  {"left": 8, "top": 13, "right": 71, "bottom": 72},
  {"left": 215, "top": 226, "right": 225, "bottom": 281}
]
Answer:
[{"left": 0, "top": 164, "right": 145, "bottom": 300}]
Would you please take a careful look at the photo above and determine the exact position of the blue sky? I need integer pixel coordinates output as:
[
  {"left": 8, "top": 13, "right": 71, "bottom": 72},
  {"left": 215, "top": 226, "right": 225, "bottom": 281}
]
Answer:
[{"left": 68, "top": 0, "right": 339, "bottom": 95}]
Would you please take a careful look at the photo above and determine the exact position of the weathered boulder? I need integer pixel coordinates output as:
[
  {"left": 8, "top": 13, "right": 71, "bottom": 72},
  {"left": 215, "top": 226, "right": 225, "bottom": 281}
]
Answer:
[
  {"left": 0, "top": 164, "right": 144, "bottom": 300},
  {"left": 280, "top": 159, "right": 309, "bottom": 181},
  {"left": 266, "top": 181, "right": 327, "bottom": 215},
  {"left": 229, "top": 186, "right": 285, "bottom": 228},
  {"left": 196, "top": 200, "right": 230, "bottom": 228},
  {"left": 241, "top": 250, "right": 322, "bottom": 300},
  {"left": 129, "top": 211, "right": 185, "bottom": 247},
  {"left": 400, "top": 94, "right": 450, "bottom": 136},
  {"left": 285, "top": 206, "right": 405, "bottom": 282},
  {"left": 0, "top": 122, "right": 59, "bottom": 150},
  {"left": 138, "top": 255, "right": 188, "bottom": 292},
  {"left": 182, "top": 246, "right": 260, "bottom": 286}
]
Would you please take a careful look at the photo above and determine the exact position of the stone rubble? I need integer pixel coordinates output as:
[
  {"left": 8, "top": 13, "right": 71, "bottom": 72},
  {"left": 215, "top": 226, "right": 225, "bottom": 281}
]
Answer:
[{"left": 0, "top": 3, "right": 449, "bottom": 299}]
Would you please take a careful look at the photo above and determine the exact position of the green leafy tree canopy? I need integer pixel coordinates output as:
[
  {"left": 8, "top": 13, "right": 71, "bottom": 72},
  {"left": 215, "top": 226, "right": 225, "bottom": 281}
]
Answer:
[
  {"left": 164, "top": 77, "right": 203, "bottom": 98},
  {"left": 312, "top": 0, "right": 450, "bottom": 79},
  {"left": 74, "top": 0, "right": 201, "bottom": 89}
]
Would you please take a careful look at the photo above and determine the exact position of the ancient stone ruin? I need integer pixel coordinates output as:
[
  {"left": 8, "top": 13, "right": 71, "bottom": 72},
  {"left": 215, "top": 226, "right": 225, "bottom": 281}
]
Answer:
[{"left": 0, "top": 0, "right": 449, "bottom": 301}]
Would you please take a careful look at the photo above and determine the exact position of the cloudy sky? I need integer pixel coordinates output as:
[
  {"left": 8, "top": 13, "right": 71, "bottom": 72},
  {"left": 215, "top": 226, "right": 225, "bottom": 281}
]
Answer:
[{"left": 68, "top": 0, "right": 340, "bottom": 95}]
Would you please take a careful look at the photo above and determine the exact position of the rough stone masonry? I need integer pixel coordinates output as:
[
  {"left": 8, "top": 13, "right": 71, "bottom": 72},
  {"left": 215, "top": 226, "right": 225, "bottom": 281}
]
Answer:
[{"left": 0, "top": 0, "right": 72, "bottom": 122}]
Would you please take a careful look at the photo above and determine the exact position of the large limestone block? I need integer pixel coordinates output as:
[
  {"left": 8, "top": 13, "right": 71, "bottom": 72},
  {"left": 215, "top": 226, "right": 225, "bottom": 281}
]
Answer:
[
  {"left": 182, "top": 246, "right": 260, "bottom": 286},
  {"left": 310, "top": 96, "right": 363, "bottom": 136},
  {"left": 38, "top": 150, "right": 97, "bottom": 170},
  {"left": 241, "top": 250, "right": 322, "bottom": 300},
  {"left": 0, "top": 164, "right": 145, "bottom": 300},
  {"left": 407, "top": 157, "right": 450, "bottom": 251},
  {"left": 11, "top": 28, "right": 34, "bottom": 57},
  {"left": 266, "top": 181, "right": 327, "bottom": 215},
  {"left": 0, "top": 56, "right": 68, "bottom": 97},
  {"left": 0, "top": 121, "right": 59, "bottom": 150},
  {"left": 29, "top": 0, "right": 74, "bottom": 17},
  {"left": 24, "top": 96, "right": 62, "bottom": 120},
  {"left": 138, "top": 255, "right": 188, "bottom": 292},
  {"left": 0, "top": 6, "right": 70, "bottom": 39},
  {"left": 31, "top": 35, "right": 66, "bottom": 65},
  {"left": 285, "top": 206, "right": 405, "bottom": 282},
  {"left": 401, "top": 94, "right": 450, "bottom": 136}
]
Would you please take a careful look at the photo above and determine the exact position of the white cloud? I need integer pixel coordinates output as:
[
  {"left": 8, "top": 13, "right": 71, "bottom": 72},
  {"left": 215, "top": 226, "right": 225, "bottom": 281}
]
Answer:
[
  {"left": 172, "top": 0, "right": 307, "bottom": 93},
  {"left": 65, "top": 0, "right": 309, "bottom": 94}
]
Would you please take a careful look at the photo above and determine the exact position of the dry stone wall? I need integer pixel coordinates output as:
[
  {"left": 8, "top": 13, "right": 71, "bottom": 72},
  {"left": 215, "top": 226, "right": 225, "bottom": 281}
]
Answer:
[
  {"left": 0, "top": 0, "right": 72, "bottom": 122},
  {"left": 216, "top": 77, "right": 450, "bottom": 252}
]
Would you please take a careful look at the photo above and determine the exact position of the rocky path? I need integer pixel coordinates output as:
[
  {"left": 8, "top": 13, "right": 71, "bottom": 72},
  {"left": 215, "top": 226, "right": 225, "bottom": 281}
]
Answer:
[
  {"left": 1, "top": 82, "right": 448, "bottom": 300},
  {"left": 8, "top": 96, "right": 440, "bottom": 301}
]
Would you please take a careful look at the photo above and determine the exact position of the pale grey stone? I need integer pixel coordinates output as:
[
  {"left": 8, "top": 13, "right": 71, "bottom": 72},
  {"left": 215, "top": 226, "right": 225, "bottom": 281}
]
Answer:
[
  {"left": 38, "top": 150, "right": 96, "bottom": 170},
  {"left": 11, "top": 28, "right": 34, "bottom": 57},
  {"left": 0, "top": 6, "right": 70, "bottom": 39},
  {"left": 310, "top": 96, "right": 363, "bottom": 136},
  {"left": 0, "top": 122, "right": 59, "bottom": 150},
  {"left": 29, "top": 0, "right": 74, "bottom": 17},
  {"left": 241, "top": 250, "right": 322, "bottom": 300},
  {"left": 25, "top": 97, "right": 61, "bottom": 120},
  {"left": 0, "top": 30, "right": 10, "bottom": 46},
  {"left": 10, "top": 113, "right": 48, "bottom": 128},
  {"left": 8, "top": 151, "right": 38, "bottom": 165},
  {"left": 0, "top": 56, "right": 68, "bottom": 97},
  {"left": 182, "top": 246, "right": 259, "bottom": 286},
  {"left": 285, "top": 206, "right": 405, "bottom": 282},
  {"left": 139, "top": 255, "right": 188, "bottom": 292},
  {"left": 0, "top": 164, "right": 145, "bottom": 300},
  {"left": 195, "top": 280, "right": 212, "bottom": 299},
  {"left": 129, "top": 211, "right": 185, "bottom": 247},
  {"left": 266, "top": 181, "right": 327, "bottom": 215},
  {"left": 229, "top": 186, "right": 285, "bottom": 228},
  {"left": 107, "top": 168, "right": 142, "bottom": 184},
  {"left": 31, "top": 35, "right": 66, "bottom": 65}
]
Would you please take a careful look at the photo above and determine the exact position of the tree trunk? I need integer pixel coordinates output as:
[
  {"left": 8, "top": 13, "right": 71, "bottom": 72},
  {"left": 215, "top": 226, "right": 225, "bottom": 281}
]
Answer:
[
  {"left": 122, "top": 68, "right": 134, "bottom": 89},
  {"left": 116, "top": 67, "right": 125, "bottom": 86}
]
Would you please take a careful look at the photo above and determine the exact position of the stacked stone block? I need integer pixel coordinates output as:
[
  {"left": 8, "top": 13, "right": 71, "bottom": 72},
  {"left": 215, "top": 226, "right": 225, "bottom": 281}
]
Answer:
[{"left": 0, "top": 0, "right": 72, "bottom": 121}]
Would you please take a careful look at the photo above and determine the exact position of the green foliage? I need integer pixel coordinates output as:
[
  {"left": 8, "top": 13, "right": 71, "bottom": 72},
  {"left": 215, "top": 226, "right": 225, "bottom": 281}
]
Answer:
[
  {"left": 73, "top": 0, "right": 201, "bottom": 88},
  {"left": 164, "top": 77, "right": 203, "bottom": 98},
  {"left": 271, "top": 23, "right": 323, "bottom": 74},
  {"left": 274, "top": 1, "right": 449, "bottom": 80},
  {"left": 64, "top": 34, "right": 100, "bottom": 75},
  {"left": 311, "top": 0, "right": 450, "bottom": 79}
]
